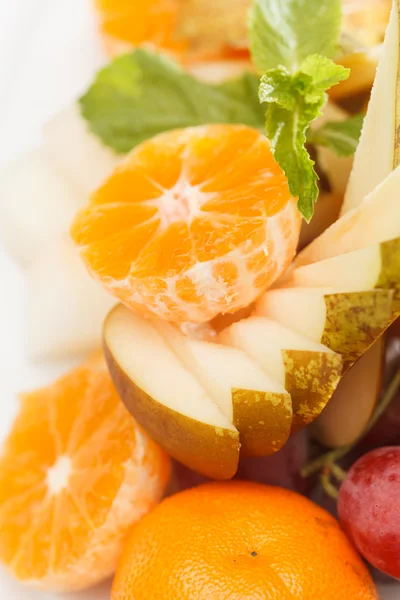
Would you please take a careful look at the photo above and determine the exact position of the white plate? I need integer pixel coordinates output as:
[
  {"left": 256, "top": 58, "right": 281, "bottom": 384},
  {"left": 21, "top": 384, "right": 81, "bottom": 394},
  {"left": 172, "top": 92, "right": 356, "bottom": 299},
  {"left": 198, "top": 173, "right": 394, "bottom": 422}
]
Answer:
[{"left": 0, "top": 0, "right": 398, "bottom": 597}]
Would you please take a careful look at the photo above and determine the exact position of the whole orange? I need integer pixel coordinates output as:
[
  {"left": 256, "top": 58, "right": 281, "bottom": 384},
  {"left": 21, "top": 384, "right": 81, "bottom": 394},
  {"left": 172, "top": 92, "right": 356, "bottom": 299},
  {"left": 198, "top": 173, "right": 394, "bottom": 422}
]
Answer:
[{"left": 112, "top": 481, "right": 377, "bottom": 600}]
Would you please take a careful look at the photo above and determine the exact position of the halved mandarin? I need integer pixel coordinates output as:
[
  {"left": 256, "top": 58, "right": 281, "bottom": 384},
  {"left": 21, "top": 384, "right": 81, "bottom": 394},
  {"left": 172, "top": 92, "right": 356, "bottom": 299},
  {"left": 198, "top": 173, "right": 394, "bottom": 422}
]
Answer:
[
  {"left": 0, "top": 354, "right": 170, "bottom": 591},
  {"left": 71, "top": 125, "right": 301, "bottom": 323}
]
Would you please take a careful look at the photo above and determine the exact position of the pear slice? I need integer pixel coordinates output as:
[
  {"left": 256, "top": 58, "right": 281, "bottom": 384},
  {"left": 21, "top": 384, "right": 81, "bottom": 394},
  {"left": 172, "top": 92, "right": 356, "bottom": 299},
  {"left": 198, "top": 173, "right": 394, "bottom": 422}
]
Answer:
[
  {"left": 285, "top": 246, "right": 383, "bottom": 291},
  {"left": 295, "top": 165, "right": 400, "bottom": 267},
  {"left": 219, "top": 317, "right": 342, "bottom": 432},
  {"left": 27, "top": 237, "right": 115, "bottom": 361},
  {"left": 155, "top": 321, "right": 292, "bottom": 457},
  {"left": 311, "top": 338, "right": 384, "bottom": 448},
  {"left": 0, "top": 149, "right": 84, "bottom": 267},
  {"left": 256, "top": 287, "right": 393, "bottom": 371},
  {"left": 104, "top": 305, "right": 240, "bottom": 479},
  {"left": 283, "top": 241, "right": 400, "bottom": 315},
  {"left": 341, "top": 3, "right": 399, "bottom": 214},
  {"left": 42, "top": 105, "right": 120, "bottom": 194}
]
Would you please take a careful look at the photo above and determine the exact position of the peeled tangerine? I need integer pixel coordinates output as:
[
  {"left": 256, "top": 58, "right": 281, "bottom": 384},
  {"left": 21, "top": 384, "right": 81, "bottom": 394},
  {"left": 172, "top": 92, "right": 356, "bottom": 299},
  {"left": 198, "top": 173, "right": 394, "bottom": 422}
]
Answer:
[
  {"left": 0, "top": 354, "right": 170, "bottom": 591},
  {"left": 72, "top": 124, "right": 301, "bottom": 323}
]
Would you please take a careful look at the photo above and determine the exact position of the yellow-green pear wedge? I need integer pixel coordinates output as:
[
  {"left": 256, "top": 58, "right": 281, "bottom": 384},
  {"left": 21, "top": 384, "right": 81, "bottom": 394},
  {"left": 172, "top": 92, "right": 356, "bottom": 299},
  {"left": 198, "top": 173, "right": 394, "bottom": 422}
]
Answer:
[
  {"left": 295, "top": 165, "right": 400, "bottom": 267},
  {"left": 155, "top": 321, "right": 292, "bottom": 457},
  {"left": 341, "top": 1, "right": 399, "bottom": 214},
  {"left": 219, "top": 317, "right": 342, "bottom": 432},
  {"left": 284, "top": 246, "right": 383, "bottom": 291},
  {"left": 104, "top": 305, "right": 240, "bottom": 479},
  {"left": 256, "top": 287, "right": 393, "bottom": 371},
  {"left": 311, "top": 339, "right": 384, "bottom": 448},
  {"left": 279, "top": 238, "right": 400, "bottom": 316}
]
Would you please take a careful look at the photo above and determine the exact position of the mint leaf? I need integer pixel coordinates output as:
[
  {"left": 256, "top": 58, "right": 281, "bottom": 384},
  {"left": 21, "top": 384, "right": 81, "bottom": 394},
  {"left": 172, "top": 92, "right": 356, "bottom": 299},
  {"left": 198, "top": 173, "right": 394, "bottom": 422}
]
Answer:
[
  {"left": 259, "top": 56, "right": 349, "bottom": 221},
  {"left": 79, "top": 50, "right": 265, "bottom": 154},
  {"left": 308, "top": 113, "right": 364, "bottom": 157},
  {"left": 249, "top": 0, "right": 342, "bottom": 72}
]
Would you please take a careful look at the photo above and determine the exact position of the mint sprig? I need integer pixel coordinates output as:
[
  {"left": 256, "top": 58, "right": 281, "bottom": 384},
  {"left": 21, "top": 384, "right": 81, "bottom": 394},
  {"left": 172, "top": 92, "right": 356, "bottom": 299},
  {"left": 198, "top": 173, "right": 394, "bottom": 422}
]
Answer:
[
  {"left": 249, "top": 0, "right": 342, "bottom": 73},
  {"left": 80, "top": 0, "right": 353, "bottom": 221},
  {"left": 249, "top": 0, "right": 348, "bottom": 220},
  {"left": 80, "top": 50, "right": 265, "bottom": 154},
  {"left": 308, "top": 113, "right": 364, "bottom": 158}
]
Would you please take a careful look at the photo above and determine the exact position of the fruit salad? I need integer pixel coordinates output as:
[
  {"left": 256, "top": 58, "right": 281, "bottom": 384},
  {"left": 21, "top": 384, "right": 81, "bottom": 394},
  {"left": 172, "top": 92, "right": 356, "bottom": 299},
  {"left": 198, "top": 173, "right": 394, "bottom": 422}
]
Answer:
[{"left": 0, "top": 0, "right": 399, "bottom": 598}]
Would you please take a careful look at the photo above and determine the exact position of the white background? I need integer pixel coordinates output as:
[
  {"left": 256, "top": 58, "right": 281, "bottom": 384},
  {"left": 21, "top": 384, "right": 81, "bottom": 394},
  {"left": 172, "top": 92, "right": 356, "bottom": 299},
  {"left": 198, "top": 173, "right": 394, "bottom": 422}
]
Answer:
[{"left": 0, "top": 0, "right": 398, "bottom": 598}]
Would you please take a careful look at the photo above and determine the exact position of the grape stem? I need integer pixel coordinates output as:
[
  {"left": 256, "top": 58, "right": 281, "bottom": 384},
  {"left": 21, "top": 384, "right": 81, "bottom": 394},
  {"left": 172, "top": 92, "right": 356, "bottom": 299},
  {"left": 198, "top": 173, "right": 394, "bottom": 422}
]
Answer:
[{"left": 301, "top": 368, "right": 400, "bottom": 480}]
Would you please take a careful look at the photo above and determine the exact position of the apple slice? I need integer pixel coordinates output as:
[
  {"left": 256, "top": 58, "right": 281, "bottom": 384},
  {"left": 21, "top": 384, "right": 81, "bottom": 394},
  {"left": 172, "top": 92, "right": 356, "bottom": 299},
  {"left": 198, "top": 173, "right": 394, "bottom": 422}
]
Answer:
[
  {"left": 311, "top": 338, "right": 384, "bottom": 447},
  {"left": 42, "top": 104, "right": 120, "bottom": 195},
  {"left": 256, "top": 287, "right": 393, "bottom": 371},
  {"left": 219, "top": 316, "right": 342, "bottom": 432},
  {"left": 27, "top": 237, "right": 115, "bottom": 361},
  {"left": 0, "top": 149, "right": 84, "bottom": 267},
  {"left": 295, "top": 165, "right": 400, "bottom": 267},
  {"left": 341, "top": 3, "right": 399, "bottom": 214},
  {"left": 155, "top": 321, "right": 292, "bottom": 457},
  {"left": 104, "top": 305, "right": 240, "bottom": 479}
]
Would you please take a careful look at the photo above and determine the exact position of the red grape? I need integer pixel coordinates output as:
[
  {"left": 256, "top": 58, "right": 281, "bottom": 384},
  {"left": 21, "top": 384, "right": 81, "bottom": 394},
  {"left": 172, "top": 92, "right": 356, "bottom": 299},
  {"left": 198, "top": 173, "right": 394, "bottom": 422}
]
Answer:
[{"left": 338, "top": 447, "right": 400, "bottom": 580}]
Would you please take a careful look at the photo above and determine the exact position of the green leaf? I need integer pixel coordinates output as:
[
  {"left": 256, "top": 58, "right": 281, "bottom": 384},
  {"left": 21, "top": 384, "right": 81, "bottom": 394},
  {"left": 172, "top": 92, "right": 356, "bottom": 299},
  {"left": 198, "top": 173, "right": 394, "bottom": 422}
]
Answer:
[
  {"left": 79, "top": 49, "right": 266, "bottom": 154},
  {"left": 259, "top": 56, "right": 349, "bottom": 221},
  {"left": 249, "top": 0, "right": 342, "bottom": 73},
  {"left": 308, "top": 113, "right": 364, "bottom": 157}
]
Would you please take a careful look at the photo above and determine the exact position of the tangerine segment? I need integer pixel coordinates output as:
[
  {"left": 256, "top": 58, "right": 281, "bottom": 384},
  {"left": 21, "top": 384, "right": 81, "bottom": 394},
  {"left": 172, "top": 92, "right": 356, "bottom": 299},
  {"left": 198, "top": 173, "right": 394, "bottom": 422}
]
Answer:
[
  {"left": 94, "top": 0, "right": 187, "bottom": 57},
  {"left": 71, "top": 125, "right": 301, "bottom": 323},
  {"left": 112, "top": 481, "right": 378, "bottom": 600},
  {"left": 0, "top": 355, "right": 170, "bottom": 592},
  {"left": 94, "top": 0, "right": 251, "bottom": 63}
]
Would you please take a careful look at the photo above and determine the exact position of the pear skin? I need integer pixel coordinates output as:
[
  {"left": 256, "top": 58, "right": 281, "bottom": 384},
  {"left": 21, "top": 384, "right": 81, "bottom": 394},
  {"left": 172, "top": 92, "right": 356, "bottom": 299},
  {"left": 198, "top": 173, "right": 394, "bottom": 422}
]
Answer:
[
  {"left": 282, "top": 350, "right": 343, "bottom": 431},
  {"left": 232, "top": 389, "right": 292, "bottom": 456}
]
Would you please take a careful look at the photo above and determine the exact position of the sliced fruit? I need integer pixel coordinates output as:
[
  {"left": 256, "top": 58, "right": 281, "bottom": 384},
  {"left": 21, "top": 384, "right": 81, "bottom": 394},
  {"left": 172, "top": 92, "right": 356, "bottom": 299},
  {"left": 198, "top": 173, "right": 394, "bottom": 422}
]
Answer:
[
  {"left": 104, "top": 305, "right": 240, "bottom": 479},
  {"left": 0, "top": 354, "right": 170, "bottom": 591},
  {"left": 72, "top": 124, "right": 300, "bottom": 323},
  {"left": 0, "top": 149, "right": 84, "bottom": 267},
  {"left": 219, "top": 316, "right": 343, "bottom": 431},
  {"left": 295, "top": 165, "right": 400, "bottom": 266},
  {"left": 27, "top": 237, "right": 115, "bottom": 360},
  {"left": 42, "top": 104, "right": 120, "bottom": 194},
  {"left": 94, "top": 0, "right": 188, "bottom": 59},
  {"left": 155, "top": 320, "right": 292, "bottom": 456},
  {"left": 256, "top": 287, "right": 393, "bottom": 370},
  {"left": 341, "top": 0, "right": 398, "bottom": 214},
  {"left": 283, "top": 240, "right": 400, "bottom": 314},
  {"left": 284, "top": 246, "right": 383, "bottom": 291},
  {"left": 312, "top": 338, "right": 384, "bottom": 447}
]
